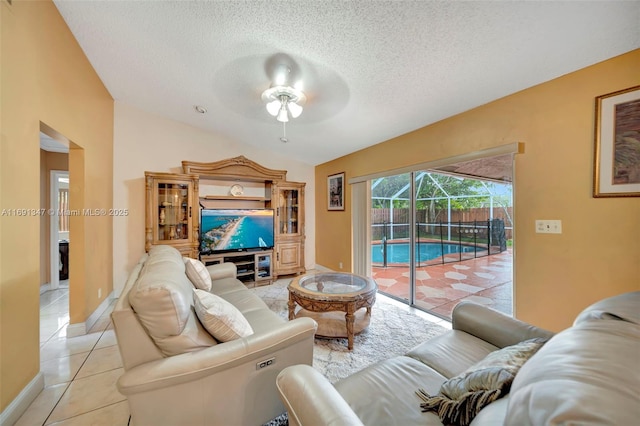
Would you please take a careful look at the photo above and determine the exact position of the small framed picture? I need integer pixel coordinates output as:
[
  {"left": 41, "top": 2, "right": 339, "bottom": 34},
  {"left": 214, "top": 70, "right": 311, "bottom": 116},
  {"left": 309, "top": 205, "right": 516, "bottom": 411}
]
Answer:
[
  {"left": 593, "top": 85, "right": 640, "bottom": 197},
  {"left": 327, "top": 172, "right": 345, "bottom": 211}
]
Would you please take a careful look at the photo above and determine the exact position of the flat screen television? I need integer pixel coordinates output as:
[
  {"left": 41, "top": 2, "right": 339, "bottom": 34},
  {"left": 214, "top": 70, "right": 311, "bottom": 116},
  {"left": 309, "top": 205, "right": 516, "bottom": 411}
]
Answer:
[{"left": 200, "top": 208, "right": 274, "bottom": 254}]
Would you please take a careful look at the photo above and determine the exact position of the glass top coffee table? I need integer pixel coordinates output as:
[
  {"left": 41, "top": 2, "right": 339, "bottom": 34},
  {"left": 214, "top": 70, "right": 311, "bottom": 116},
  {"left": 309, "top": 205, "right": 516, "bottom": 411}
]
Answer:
[{"left": 288, "top": 272, "right": 378, "bottom": 350}]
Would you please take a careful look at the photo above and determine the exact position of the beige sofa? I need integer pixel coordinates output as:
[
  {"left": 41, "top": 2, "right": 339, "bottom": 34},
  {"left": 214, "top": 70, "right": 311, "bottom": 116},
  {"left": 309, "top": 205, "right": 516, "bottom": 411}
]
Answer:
[
  {"left": 277, "top": 291, "right": 640, "bottom": 425},
  {"left": 111, "top": 245, "right": 317, "bottom": 426}
]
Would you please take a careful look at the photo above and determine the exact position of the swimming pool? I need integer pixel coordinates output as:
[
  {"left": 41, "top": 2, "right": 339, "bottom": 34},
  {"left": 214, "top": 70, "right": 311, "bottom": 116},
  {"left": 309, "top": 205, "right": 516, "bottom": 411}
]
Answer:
[{"left": 371, "top": 242, "right": 478, "bottom": 264}]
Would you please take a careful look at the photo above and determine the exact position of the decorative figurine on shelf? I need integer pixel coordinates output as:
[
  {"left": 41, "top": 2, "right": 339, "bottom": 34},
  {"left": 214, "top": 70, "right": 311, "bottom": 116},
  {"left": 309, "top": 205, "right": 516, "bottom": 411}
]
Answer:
[{"left": 159, "top": 208, "right": 165, "bottom": 225}]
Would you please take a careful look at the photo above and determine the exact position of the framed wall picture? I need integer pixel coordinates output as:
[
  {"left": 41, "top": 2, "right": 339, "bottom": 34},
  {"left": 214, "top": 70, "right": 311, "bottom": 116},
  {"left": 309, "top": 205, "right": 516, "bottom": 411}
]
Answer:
[
  {"left": 328, "top": 172, "right": 345, "bottom": 211},
  {"left": 593, "top": 85, "right": 640, "bottom": 197}
]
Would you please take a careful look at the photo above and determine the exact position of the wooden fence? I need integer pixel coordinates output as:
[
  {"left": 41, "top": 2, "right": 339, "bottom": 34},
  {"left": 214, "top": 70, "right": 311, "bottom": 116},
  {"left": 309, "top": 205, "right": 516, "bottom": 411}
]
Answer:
[
  {"left": 371, "top": 207, "right": 513, "bottom": 240},
  {"left": 371, "top": 207, "right": 513, "bottom": 226}
]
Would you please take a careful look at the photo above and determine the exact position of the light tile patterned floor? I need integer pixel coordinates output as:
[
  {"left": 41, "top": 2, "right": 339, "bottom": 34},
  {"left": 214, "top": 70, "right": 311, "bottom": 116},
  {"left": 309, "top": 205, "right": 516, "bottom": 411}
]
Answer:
[
  {"left": 372, "top": 249, "right": 513, "bottom": 320},
  {"left": 16, "top": 285, "right": 128, "bottom": 426}
]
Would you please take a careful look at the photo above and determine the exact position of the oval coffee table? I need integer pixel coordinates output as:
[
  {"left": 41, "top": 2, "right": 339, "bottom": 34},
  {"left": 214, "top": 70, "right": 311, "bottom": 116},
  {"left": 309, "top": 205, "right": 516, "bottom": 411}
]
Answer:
[{"left": 288, "top": 272, "right": 377, "bottom": 350}]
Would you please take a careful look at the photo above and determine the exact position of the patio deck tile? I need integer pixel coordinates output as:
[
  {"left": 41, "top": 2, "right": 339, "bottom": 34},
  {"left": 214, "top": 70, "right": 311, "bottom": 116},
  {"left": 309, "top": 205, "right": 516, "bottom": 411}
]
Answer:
[{"left": 372, "top": 249, "right": 513, "bottom": 320}]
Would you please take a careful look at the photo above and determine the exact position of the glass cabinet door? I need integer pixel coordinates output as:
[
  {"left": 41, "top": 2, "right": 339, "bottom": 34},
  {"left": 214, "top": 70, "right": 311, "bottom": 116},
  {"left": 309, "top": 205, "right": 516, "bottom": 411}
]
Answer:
[
  {"left": 156, "top": 182, "right": 191, "bottom": 242},
  {"left": 257, "top": 252, "right": 272, "bottom": 281},
  {"left": 278, "top": 188, "right": 299, "bottom": 235},
  {"left": 145, "top": 172, "right": 198, "bottom": 258}
]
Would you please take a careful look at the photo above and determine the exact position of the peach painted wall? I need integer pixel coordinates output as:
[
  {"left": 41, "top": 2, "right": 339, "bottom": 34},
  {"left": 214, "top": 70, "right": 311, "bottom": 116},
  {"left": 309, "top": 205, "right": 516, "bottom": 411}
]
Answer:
[
  {"left": 0, "top": 0, "right": 113, "bottom": 411},
  {"left": 113, "top": 102, "right": 316, "bottom": 295},
  {"left": 315, "top": 49, "right": 640, "bottom": 332}
]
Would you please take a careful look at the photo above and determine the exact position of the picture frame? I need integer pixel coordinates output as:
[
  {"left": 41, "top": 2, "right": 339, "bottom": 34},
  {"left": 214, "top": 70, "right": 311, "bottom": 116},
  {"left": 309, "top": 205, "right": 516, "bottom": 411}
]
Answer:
[
  {"left": 328, "top": 172, "right": 345, "bottom": 211},
  {"left": 593, "top": 85, "right": 640, "bottom": 197}
]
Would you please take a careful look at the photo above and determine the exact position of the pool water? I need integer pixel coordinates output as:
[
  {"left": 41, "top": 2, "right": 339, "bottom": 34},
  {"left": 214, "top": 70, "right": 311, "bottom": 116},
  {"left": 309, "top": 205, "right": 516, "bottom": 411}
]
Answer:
[{"left": 371, "top": 242, "right": 477, "bottom": 264}]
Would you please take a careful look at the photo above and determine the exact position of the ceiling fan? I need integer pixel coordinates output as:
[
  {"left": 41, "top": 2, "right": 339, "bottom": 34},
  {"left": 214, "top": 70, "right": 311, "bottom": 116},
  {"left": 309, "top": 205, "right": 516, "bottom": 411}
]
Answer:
[{"left": 211, "top": 52, "right": 349, "bottom": 142}]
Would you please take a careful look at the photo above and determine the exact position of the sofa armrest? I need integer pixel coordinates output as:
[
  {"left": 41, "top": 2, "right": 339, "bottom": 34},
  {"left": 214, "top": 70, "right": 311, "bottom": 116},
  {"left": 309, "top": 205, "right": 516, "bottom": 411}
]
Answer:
[
  {"left": 452, "top": 301, "right": 554, "bottom": 348},
  {"left": 206, "top": 262, "right": 237, "bottom": 280},
  {"left": 277, "top": 365, "right": 364, "bottom": 426},
  {"left": 117, "top": 317, "right": 316, "bottom": 395}
]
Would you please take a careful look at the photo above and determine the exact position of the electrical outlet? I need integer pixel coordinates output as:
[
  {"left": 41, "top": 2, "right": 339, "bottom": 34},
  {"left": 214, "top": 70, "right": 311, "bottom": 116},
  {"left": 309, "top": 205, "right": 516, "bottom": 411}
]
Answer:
[
  {"left": 339, "top": 262, "right": 343, "bottom": 269},
  {"left": 98, "top": 288, "right": 102, "bottom": 299},
  {"left": 535, "top": 220, "right": 562, "bottom": 234}
]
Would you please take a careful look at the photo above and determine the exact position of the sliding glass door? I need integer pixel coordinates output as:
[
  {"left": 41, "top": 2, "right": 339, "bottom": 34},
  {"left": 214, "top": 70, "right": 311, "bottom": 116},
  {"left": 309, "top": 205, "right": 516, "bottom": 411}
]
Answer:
[
  {"left": 370, "top": 172, "right": 413, "bottom": 303},
  {"left": 353, "top": 145, "right": 519, "bottom": 319},
  {"left": 370, "top": 170, "right": 513, "bottom": 317}
]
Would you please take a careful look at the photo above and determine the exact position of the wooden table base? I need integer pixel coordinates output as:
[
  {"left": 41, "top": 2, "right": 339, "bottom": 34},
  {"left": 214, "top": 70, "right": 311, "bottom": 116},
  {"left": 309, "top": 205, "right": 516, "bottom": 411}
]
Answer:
[{"left": 295, "top": 308, "right": 372, "bottom": 349}]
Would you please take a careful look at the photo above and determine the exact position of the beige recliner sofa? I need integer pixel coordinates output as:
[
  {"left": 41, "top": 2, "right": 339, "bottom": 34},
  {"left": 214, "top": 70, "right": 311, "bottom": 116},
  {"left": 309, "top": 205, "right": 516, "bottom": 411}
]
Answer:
[
  {"left": 111, "top": 245, "right": 317, "bottom": 426},
  {"left": 277, "top": 291, "right": 640, "bottom": 425}
]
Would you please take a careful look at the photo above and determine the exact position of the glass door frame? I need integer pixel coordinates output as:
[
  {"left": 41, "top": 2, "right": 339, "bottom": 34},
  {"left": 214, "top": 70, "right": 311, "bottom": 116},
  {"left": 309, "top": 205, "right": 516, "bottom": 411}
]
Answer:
[
  {"left": 352, "top": 142, "right": 522, "bottom": 314},
  {"left": 408, "top": 172, "right": 417, "bottom": 307},
  {"left": 370, "top": 171, "right": 419, "bottom": 306}
]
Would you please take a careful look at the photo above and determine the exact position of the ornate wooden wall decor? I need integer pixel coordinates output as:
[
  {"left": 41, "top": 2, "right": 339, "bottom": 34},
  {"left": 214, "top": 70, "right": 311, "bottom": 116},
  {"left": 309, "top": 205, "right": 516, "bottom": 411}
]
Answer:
[{"left": 182, "top": 155, "right": 287, "bottom": 182}]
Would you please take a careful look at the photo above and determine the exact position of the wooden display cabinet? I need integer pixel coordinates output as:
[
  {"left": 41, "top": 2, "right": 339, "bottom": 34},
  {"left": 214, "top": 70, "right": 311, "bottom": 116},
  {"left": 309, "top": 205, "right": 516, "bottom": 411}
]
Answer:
[
  {"left": 267, "top": 181, "right": 305, "bottom": 278},
  {"left": 183, "top": 156, "right": 306, "bottom": 279},
  {"left": 145, "top": 172, "right": 199, "bottom": 258}
]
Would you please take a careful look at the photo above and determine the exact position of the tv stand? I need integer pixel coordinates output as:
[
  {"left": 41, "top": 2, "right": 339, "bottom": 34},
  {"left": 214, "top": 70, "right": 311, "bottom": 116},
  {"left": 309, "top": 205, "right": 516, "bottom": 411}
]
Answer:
[{"left": 200, "top": 250, "right": 273, "bottom": 287}]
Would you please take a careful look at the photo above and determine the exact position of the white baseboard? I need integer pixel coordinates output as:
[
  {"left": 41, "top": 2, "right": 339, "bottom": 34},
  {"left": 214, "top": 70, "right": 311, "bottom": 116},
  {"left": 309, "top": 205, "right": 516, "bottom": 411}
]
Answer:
[
  {"left": 40, "top": 283, "right": 52, "bottom": 294},
  {"left": 0, "top": 372, "right": 44, "bottom": 426},
  {"left": 66, "top": 291, "right": 114, "bottom": 338},
  {"left": 113, "top": 285, "right": 123, "bottom": 299},
  {"left": 65, "top": 322, "right": 87, "bottom": 338},
  {"left": 311, "top": 264, "right": 332, "bottom": 272}
]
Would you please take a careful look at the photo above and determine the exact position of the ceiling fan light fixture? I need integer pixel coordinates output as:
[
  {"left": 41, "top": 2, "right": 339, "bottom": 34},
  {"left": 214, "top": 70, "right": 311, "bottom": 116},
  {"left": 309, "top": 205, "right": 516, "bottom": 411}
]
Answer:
[
  {"left": 276, "top": 105, "right": 289, "bottom": 123},
  {"left": 288, "top": 101, "right": 303, "bottom": 118},
  {"left": 261, "top": 73, "right": 307, "bottom": 142},
  {"left": 266, "top": 100, "right": 281, "bottom": 116},
  {"left": 261, "top": 85, "right": 306, "bottom": 122}
]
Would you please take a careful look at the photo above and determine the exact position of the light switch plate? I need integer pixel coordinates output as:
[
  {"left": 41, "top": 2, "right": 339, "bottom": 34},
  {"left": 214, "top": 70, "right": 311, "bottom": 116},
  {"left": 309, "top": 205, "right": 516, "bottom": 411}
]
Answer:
[{"left": 535, "top": 220, "right": 562, "bottom": 234}]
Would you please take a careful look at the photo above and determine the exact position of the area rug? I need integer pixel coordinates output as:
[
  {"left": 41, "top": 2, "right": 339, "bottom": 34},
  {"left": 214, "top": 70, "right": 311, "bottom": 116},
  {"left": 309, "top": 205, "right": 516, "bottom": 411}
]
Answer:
[{"left": 252, "top": 278, "right": 448, "bottom": 383}]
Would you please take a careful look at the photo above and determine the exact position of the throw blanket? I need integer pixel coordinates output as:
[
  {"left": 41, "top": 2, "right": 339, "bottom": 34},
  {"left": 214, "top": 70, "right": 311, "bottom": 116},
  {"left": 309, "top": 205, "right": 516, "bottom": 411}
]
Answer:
[{"left": 417, "top": 338, "right": 547, "bottom": 426}]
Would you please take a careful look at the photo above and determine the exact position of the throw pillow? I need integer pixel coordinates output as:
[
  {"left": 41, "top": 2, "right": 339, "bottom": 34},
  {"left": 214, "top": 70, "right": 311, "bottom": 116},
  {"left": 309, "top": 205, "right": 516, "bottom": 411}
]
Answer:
[
  {"left": 193, "top": 289, "right": 254, "bottom": 342},
  {"left": 184, "top": 258, "right": 212, "bottom": 291},
  {"left": 416, "top": 337, "right": 547, "bottom": 426}
]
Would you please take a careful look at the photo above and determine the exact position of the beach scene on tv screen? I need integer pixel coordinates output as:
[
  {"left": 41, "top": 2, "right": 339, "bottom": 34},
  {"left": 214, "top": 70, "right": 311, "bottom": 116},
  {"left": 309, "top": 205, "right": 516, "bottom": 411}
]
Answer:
[{"left": 201, "top": 209, "right": 274, "bottom": 252}]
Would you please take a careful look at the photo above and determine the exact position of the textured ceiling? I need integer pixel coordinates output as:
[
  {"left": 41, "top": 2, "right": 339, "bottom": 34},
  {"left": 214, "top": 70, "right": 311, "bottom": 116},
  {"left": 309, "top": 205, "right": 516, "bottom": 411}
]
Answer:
[{"left": 53, "top": 1, "right": 640, "bottom": 167}]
